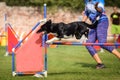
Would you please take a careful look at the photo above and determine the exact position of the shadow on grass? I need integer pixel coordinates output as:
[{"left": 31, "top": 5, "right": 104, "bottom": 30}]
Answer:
[
  {"left": 48, "top": 63, "right": 95, "bottom": 76},
  {"left": 48, "top": 71, "right": 87, "bottom": 76},
  {"left": 74, "top": 62, "right": 95, "bottom": 69}
]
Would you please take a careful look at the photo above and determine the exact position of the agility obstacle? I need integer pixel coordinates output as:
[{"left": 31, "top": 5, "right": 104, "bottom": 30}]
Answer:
[
  {"left": 52, "top": 41, "right": 120, "bottom": 46},
  {"left": 0, "top": 35, "right": 6, "bottom": 46},
  {"left": 7, "top": 3, "right": 120, "bottom": 78},
  {"left": 6, "top": 23, "right": 19, "bottom": 54},
  {"left": 12, "top": 4, "right": 47, "bottom": 77},
  {"left": 0, "top": 33, "right": 6, "bottom": 46}
]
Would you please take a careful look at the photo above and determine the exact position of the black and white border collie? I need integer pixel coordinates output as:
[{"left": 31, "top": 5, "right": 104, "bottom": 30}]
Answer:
[{"left": 37, "top": 20, "right": 98, "bottom": 44}]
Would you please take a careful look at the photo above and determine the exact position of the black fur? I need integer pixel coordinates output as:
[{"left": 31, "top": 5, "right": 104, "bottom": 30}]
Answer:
[{"left": 37, "top": 20, "right": 98, "bottom": 39}]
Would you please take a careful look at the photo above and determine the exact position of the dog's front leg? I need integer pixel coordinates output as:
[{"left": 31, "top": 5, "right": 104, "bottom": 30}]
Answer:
[{"left": 46, "top": 37, "right": 59, "bottom": 44}]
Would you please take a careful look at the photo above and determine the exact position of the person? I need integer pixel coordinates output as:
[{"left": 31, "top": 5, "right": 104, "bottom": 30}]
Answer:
[
  {"left": 110, "top": 6, "right": 120, "bottom": 42},
  {"left": 82, "top": 0, "right": 120, "bottom": 69}
]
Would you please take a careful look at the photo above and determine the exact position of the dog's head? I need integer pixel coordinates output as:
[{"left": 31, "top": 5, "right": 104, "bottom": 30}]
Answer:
[{"left": 36, "top": 20, "right": 52, "bottom": 33}]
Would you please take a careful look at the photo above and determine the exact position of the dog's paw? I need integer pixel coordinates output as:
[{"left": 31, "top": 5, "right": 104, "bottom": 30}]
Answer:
[{"left": 46, "top": 40, "right": 53, "bottom": 44}]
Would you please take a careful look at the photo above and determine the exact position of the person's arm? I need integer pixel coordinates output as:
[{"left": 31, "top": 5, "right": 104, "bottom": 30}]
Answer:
[
  {"left": 82, "top": 10, "right": 88, "bottom": 22},
  {"left": 110, "top": 14, "right": 113, "bottom": 23},
  {"left": 82, "top": 14, "right": 88, "bottom": 22}
]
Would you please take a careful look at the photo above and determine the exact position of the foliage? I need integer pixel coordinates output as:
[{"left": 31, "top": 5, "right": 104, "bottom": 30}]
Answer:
[
  {"left": 4, "top": 0, "right": 85, "bottom": 11},
  {"left": 105, "top": 0, "right": 120, "bottom": 7},
  {"left": 3, "top": 0, "right": 120, "bottom": 11},
  {"left": 4, "top": 0, "right": 120, "bottom": 7}
]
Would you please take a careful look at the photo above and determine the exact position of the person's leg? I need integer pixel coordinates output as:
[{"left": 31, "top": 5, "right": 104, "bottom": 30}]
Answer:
[
  {"left": 111, "top": 25, "right": 117, "bottom": 41},
  {"left": 97, "top": 20, "right": 120, "bottom": 60},
  {"left": 93, "top": 54, "right": 102, "bottom": 63},
  {"left": 86, "top": 29, "right": 103, "bottom": 65},
  {"left": 112, "top": 49, "right": 120, "bottom": 59},
  {"left": 111, "top": 24, "right": 116, "bottom": 38},
  {"left": 115, "top": 25, "right": 120, "bottom": 48}
]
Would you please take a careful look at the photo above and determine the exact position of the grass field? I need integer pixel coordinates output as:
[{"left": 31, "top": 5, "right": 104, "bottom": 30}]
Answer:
[{"left": 0, "top": 46, "right": 120, "bottom": 80}]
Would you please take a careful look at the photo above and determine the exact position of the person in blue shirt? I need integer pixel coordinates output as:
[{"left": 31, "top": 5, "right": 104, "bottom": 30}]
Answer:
[{"left": 82, "top": 0, "right": 120, "bottom": 69}]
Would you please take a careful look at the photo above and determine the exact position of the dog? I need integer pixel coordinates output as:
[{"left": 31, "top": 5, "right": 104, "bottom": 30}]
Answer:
[{"left": 36, "top": 20, "right": 98, "bottom": 44}]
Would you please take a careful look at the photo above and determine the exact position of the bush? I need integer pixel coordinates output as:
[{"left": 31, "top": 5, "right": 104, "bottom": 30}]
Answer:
[{"left": 4, "top": 0, "right": 120, "bottom": 11}]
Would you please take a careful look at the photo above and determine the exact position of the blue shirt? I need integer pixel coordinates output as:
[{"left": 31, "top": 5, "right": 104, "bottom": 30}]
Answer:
[{"left": 84, "top": 0, "right": 107, "bottom": 23}]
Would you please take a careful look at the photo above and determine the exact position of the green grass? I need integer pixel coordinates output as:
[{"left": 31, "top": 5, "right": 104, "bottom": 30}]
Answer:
[{"left": 0, "top": 46, "right": 120, "bottom": 80}]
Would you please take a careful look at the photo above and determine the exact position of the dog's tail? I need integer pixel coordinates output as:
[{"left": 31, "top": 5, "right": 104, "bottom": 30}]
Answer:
[{"left": 87, "top": 20, "right": 98, "bottom": 29}]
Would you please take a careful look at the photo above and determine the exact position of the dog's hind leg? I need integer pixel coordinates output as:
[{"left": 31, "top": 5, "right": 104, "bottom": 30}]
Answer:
[{"left": 46, "top": 37, "right": 59, "bottom": 44}]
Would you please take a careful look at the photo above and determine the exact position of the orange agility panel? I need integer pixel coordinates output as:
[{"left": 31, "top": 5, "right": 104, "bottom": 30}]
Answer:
[
  {"left": 8, "top": 26, "right": 19, "bottom": 53},
  {"left": 15, "top": 32, "right": 44, "bottom": 73}
]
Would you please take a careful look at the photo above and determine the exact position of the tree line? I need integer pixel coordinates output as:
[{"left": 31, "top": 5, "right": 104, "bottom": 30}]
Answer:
[{"left": 0, "top": 0, "right": 119, "bottom": 11}]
